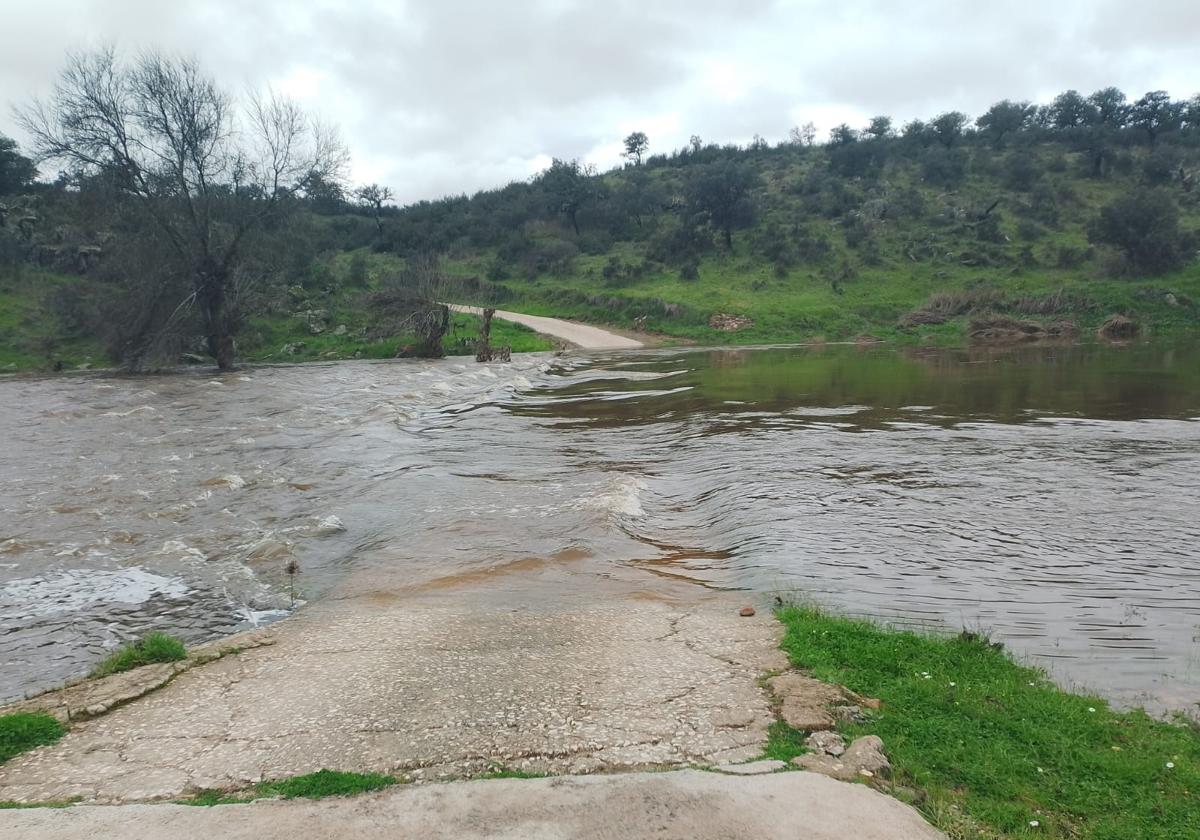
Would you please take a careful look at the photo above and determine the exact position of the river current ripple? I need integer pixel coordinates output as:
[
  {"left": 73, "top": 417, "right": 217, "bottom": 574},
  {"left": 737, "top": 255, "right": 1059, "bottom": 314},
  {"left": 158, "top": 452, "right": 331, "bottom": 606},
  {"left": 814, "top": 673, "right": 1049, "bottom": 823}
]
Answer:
[{"left": 2, "top": 345, "right": 1198, "bottom": 713}]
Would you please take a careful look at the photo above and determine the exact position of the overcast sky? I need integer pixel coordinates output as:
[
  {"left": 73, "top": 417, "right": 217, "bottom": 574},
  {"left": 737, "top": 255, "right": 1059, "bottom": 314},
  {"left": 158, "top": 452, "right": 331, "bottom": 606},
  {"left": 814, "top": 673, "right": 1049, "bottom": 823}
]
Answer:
[{"left": 1, "top": 1, "right": 1196, "bottom": 203}]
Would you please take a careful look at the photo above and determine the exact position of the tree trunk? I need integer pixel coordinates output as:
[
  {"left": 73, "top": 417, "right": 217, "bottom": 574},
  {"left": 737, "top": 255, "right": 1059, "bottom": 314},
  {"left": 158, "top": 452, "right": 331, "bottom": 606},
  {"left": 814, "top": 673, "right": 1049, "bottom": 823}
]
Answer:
[
  {"left": 569, "top": 211, "right": 580, "bottom": 236},
  {"left": 199, "top": 269, "right": 235, "bottom": 371},
  {"left": 723, "top": 226, "right": 733, "bottom": 251},
  {"left": 475, "top": 307, "right": 494, "bottom": 362}
]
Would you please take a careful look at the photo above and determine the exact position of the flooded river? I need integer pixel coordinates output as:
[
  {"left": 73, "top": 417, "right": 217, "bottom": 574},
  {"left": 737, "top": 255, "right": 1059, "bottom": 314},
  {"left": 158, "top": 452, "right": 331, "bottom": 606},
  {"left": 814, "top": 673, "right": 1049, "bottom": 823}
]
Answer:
[{"left": 2, "top": 343, "right": 1199, "bottom": 712}]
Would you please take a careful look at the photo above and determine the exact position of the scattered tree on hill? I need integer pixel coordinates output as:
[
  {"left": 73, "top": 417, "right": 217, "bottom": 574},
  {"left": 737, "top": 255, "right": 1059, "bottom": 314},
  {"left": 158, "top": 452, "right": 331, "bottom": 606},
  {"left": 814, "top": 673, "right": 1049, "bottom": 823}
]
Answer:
[
  {"left": 622, "top": 131, "right": 649, "bottom": 165},
  {"left": 355, "top": 183, "right": 394, "bottom": 235},
  {"left": 931, "top": 112, "right": 969, "bottom": 148},
  {"left": 1049, "top": 90, "right": 1096, "bottom": 130},
  {"left": 1087, "top": 87, "right": 1130, "bottom": 128},
  {"left": 976, "top": 100, "right": 1033, "bottom": 147},
  {"left": 789, "top": 122, "right": 817, "bottom": 146},
  {"left": 829, "top": 123, "right": 858, "bottom": 146},
  {"left": 1131, "top": 90, "right": 1184, "bottom": 146},
  {"left": 17, "top": 48, "right": 347, "bottom": 369},
  {"left": 537, "top": 158, "right": 599, "bottom": 235},
  {"left": 0, "top": 134, "right": 37, "bottom": 195},
  {"left": 686, "top": 160, "right": 758, "bottom": 250},
  {"left": 304, "top": 171, "right": 348, "bottom": 214},
  {"left": 864, "top": 116, "right": 894, "bottom": 140},
  {"left": 1087, "top": 188, "right": 1190, "bottom": 275},
  {"left": 1184, "top": 95, "right": 1200, "bottom": 131}
]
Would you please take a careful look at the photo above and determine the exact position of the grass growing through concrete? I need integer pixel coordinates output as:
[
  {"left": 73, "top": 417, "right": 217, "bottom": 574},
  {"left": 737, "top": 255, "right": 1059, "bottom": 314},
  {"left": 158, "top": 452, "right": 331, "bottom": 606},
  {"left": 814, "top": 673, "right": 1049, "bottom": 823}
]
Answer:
[
  {"left": 777, "top": 606, "right": 1200, "bottom": 840},
  {"left": 476, "top": 767, "right": 548, "bottom": 780},
  {"left": 760, "top": 719, "right": 809, "bottom": 764},
  {"left": 90, "top": 632, "right": 187, "bottom": 678},
  {"left": 185, "top": 770, "right": 398, "bottom": 806},
  {"left": 0, "top": 713, "right": 66, "bottom": 766}
]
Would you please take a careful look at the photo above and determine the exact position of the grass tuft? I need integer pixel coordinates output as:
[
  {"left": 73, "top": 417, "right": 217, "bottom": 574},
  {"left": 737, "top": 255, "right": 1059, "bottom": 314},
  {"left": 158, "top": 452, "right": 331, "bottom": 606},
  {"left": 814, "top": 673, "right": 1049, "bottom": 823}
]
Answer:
[
  {"left": 777, "top": 605, "right": 1200, "bottom": 840},
  {"left": 184, "top": 769, "right": 397, "bottom": 806},
  {"left": 90, "top": 632, "right": 187, "bottom": 678},
  {"left": 477, "top": 767, "right": 548, "bottom": 780},
  {"left": 257, "top": 769, "right": 396, "bottom": 799},
  {"left": 0, "top": 713, "right": 67, "bottom": 765},
  {"left": 761, "top": 720, "right": 808, "bottom": 763}
]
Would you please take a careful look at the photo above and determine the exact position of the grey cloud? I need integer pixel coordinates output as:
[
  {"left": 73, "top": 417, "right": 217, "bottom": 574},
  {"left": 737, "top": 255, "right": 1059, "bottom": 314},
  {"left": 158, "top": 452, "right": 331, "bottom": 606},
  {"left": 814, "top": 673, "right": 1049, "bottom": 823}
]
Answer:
[{"left": 1, "top": 1, "right": 1194, "bottom": 202}]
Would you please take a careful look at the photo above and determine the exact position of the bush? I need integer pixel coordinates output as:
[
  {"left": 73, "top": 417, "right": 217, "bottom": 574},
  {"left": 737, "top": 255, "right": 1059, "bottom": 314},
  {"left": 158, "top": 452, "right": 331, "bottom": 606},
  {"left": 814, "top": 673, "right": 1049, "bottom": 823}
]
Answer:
[
  {"left": 91, "top": 632, "right": 187, "bottom": 678},
  {"left": 1087, "top": 188, "right": 1191, "bottom": 275},
  {"left": 679, "top": 257, "right": 700, "bottom": 281},
  {"left": 346, "top": 252, "right": 368, "bottom": 286},
  {"left": 1003, "top": 152, "right": 1040, "bottom": 191},
  {"left": 0, "top": 713, "right": 66, "bottom": 765},
  {"left": 920, "top": 147, "right": 968, "bottom": 188},
  {"left": 1055, "top": 244, "right": 1092, "bottom": 269}
]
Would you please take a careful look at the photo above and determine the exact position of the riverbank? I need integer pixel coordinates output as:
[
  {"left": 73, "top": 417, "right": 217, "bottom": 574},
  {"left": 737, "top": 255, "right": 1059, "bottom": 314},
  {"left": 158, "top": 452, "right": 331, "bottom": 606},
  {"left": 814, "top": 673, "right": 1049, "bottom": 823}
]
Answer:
[
  {"left": 6, "top": 251, "right": 1199, "bottom": 373},
  {"left": 777, "top": 606, "right": 1200, "bottom": 840}
]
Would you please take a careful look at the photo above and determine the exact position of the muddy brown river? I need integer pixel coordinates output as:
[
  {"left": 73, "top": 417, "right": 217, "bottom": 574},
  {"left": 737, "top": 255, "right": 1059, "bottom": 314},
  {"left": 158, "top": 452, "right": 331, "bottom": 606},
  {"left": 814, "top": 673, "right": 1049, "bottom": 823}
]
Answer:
[{"left": 2, "top": 343, "right": 1199, "bottom": 713}]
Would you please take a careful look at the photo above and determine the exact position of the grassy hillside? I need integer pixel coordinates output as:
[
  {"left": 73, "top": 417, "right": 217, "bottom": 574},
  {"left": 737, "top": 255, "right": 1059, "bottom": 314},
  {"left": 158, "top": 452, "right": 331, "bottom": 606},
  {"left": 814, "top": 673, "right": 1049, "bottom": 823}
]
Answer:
[
  {"left": 5, "top": 107, "right": 1200, "bottom": 371},
  {"left": 375, "top": 139, "right": 1200, "bottom": 347}
]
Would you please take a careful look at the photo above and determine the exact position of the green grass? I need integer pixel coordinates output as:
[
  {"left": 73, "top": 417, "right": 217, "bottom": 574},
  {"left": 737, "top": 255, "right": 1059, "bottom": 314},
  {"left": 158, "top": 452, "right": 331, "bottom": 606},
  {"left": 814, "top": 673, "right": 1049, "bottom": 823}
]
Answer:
[
  {"left": 0, "top": 267, "right": 104, "bottom": 371},
  {"left": 476, "top": 767, "right": 548, "bottom": 780},
  {"left": 776, "top": 606, "right": 1200, "bottom": 840},
  {"left": 0, "top": 798, "right": 81, "bottom": 809},
  {"left": 760, "top": 719, "right": 809, "bottom": 763},
  {"left": 0, "top": 713, "right": 66, "bottom": 765},
  {"left": 90, "top": 632, "right": 187, "bottom": 678},
  {"left": 184, "top": 769, "right": 398, "bottom": 805}
]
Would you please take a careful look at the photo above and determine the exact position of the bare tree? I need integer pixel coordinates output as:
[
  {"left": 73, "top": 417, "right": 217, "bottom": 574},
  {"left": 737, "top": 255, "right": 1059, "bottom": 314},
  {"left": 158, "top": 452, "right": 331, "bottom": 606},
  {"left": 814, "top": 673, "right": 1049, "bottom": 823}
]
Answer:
[
  {"left": 354, "top": 182, "right": 394, "bottom": 236},
  {"left": 17, "top": 48, "right": 348, "bottom": 369}
]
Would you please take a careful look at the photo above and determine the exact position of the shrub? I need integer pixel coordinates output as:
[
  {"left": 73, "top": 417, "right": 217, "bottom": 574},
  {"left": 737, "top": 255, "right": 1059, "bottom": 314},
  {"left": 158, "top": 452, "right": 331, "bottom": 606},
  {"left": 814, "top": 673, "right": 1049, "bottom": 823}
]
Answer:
[
  {"left": 1087, "top": 188, "right": 1191, "bottom": 275},
  {"left": 679, "top": 257, "right": 700, "bottom": 281}
]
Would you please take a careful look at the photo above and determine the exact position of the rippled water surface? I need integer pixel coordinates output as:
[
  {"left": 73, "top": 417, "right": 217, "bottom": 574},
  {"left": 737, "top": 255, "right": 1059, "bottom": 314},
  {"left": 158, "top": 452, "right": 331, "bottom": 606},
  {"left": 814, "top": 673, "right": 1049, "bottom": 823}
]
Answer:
[{"left": 2, "top": 344, "right": 1199, "bottom": 711}]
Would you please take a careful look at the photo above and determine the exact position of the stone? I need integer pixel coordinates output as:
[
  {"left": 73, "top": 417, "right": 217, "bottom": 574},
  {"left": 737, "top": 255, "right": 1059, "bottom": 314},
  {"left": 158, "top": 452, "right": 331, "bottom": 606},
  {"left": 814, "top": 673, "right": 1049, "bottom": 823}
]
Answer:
[
  {"left": 805, "top": 730, "right": 846, "bottom": 757},
  {"left": 739, "top": 606, "right": 756, "bottom": 617},
  {"left": 712, "top": 708, "right": 757, "bottom": 728},
  {"left": 1097, "top": 314, "right": 1139, "bottom": 341},
  {"left": 766, "top": 673, "right": 847, "bottom": 732},
  {"left": 315, "top": 515, "right": 346, "bottom": 536},
  {"left": 832, "top": 705, "right": 868, "bottom": 724},
  {"left": 793, "top": 735, "right": 890, "bottom": 782},
  {"left": 714, "top": 760, "right": 785, "bottom": 775},
  {"left": 334, "top": 324, "right": 348, "bottom": 336}
]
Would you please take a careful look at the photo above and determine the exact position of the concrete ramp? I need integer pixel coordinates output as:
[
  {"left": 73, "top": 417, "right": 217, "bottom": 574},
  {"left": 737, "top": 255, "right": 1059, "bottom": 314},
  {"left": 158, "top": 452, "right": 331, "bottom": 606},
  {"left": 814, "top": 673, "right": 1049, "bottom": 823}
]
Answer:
[{"left": 0, "top": 769, "right": 945, "bottom": 840}]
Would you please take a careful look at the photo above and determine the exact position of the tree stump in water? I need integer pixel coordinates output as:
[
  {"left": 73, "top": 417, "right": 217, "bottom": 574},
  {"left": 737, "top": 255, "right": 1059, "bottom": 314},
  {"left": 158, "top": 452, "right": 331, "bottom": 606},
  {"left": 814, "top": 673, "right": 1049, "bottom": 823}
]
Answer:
[{"left": 475, "top": 307, "right": 495, "bottom": 362}]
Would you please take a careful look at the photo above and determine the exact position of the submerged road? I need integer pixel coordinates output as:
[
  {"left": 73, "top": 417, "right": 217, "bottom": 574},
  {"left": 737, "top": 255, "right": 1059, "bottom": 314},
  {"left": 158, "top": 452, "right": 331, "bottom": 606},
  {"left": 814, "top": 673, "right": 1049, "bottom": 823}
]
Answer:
[{"left": 449, "top": 304, "right": 645, "bottom": 350}]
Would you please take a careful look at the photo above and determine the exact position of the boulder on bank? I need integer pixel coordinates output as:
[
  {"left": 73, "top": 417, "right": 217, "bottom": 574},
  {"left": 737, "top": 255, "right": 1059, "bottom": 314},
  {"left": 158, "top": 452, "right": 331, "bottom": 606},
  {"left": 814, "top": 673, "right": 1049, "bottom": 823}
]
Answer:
[
  {"left": 968, "top": 314, "right": 1078, "bottom": 344},
  {"left": 709, "top": 313, "right": 753, "bottom": 332},
  {"left": 1097, "top": 314, "right": 1139, "bottom": 341},
  {"left": 793, "top": 734, "right": 891, "bottom": 781}
]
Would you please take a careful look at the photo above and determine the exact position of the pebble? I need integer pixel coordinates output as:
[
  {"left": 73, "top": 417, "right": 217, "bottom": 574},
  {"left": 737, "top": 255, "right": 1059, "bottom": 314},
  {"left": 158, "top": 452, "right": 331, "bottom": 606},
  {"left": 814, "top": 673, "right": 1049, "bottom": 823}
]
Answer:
[{"left": 739, "top": 606, "right": 756, "bottom": 617}]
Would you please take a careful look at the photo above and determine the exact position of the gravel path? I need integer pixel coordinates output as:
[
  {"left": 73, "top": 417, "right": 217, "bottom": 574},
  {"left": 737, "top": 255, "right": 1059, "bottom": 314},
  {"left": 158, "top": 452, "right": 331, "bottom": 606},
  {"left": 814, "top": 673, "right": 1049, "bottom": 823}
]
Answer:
[{"left": 449, "top": 305, "right": 645, "bottom": 350}]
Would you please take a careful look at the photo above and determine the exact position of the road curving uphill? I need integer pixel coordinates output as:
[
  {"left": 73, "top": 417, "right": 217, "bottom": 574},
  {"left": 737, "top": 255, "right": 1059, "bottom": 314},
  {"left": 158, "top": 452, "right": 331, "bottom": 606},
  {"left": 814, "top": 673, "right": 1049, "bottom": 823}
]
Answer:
[{"left": 448, "top": 305, "right": 644, "bottom": 350}]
